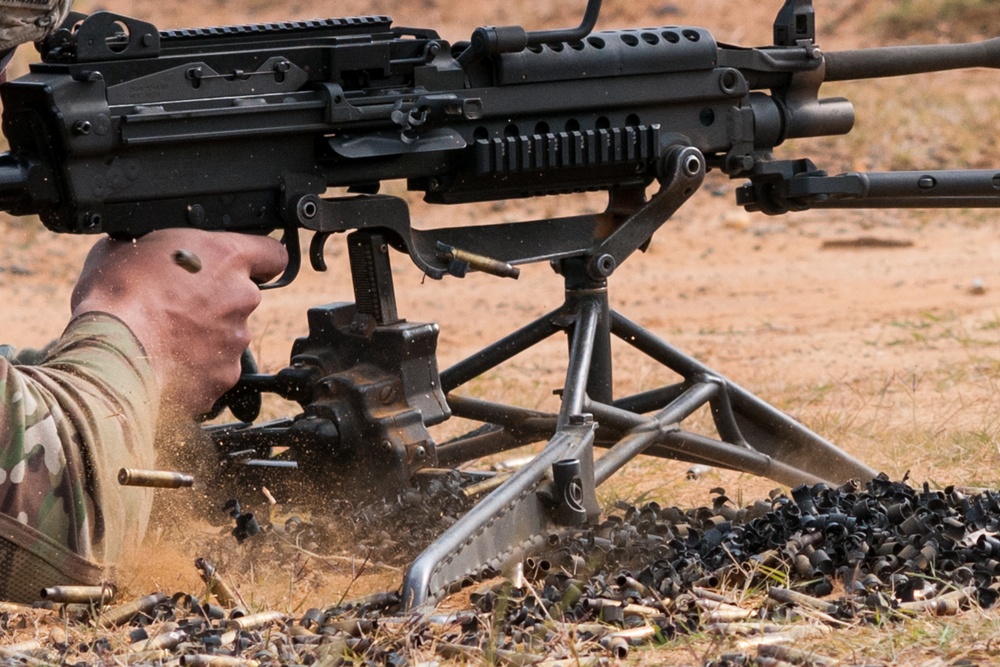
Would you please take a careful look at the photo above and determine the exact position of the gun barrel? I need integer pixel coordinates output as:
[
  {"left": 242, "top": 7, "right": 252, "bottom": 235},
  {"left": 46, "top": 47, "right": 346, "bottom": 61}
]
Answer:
[{"left": 824, "top": 37, "right": 1000, "bottom": 82}]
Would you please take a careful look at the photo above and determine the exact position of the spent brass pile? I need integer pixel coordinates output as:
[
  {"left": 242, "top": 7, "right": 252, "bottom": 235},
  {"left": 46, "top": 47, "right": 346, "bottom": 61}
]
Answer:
[{"left": 17, "top": 476, "right": 1000, "bottom": 666}]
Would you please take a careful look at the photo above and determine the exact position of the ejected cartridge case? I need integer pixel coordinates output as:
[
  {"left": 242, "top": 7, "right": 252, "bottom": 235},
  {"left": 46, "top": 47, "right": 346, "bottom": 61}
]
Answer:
[
  {"left": 172, "top": 249, "right": 203, "bottom": 273},
  {"left": 133, "top": 630, "right": 187, "bottom": 652},
  {"left": 461, "top": 473, "right": 512, "bottom": 499},
  {"left": 41, "top": 584, "right": 115, "bottom": 604},
  {"left": 614, "top": 574, "right": 654, "bottom": 598},
  {"left": 324, "top": 618, "right": 377, "bottom": 636},
  {"left": 767, "top": 586, "right": 839, "bottom": 615},
  {"left": 0, "top": 601, "right": 34, "bottom": 615},
  {"left": 897, "top": 586, "right": 972, "bottom": 615},
  {"left": 757, "top": 643, "right": 838, "bottom": 667},
  {"left": 118, "top": 468, "right": 194, "bottom": 488},
  {"left": 700, "top": 605, "right": 753, "bottom": 623},
  {"left": 98, "top": 593, "right": 169, "bottom": 627},
  {"left": 299, "top": 607, "right": 323, "bottom": 631},
  {"left": 600, "top": 635, "right": 629, "bottom": 659},
  {"left": 195, "top": 558, "right": 239, "bottom": 608},
  {"left": 225, "top": 610, "right": 286, "bottom": 632},
  {"left": 0, "top": 640, "right": 42, "bottom": 656},
  {"left": 336, "top": 590, "right": 400, "bottom": 611},
  {"left": 181, "top": 656, "right": 260, "bottom": 667},
  {"left": 435, "top": 241, "right": 520, "bottom": 279}
]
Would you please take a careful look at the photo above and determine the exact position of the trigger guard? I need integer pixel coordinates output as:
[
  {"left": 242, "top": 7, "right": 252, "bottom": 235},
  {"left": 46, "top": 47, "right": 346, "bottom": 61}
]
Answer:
[{"left": 309, "top": 232, "right": 332, "bottom": 271}]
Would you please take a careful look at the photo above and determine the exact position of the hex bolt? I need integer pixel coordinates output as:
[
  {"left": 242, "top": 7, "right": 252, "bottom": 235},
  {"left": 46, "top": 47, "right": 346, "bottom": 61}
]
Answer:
[
  {"left": 588, "top": 253, "right": 616, "bottom": 278},
  {"left": 728, "top": 154, "right": 755, "bottom": 172}
]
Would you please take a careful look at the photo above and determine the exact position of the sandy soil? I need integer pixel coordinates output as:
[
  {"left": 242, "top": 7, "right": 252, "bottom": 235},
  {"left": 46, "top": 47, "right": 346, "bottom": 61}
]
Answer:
[{"left": 2, "top": 0, "right": 1000, "bottom": 626}]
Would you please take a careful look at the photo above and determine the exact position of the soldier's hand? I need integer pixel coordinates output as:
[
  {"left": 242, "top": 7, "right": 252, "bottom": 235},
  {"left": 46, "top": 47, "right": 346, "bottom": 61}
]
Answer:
[
  {"left": 0, "top": 0, "right": 73, "bottom": 51},
  {"left": 70, "top": 229, "right": 288, "bottom": 418}
]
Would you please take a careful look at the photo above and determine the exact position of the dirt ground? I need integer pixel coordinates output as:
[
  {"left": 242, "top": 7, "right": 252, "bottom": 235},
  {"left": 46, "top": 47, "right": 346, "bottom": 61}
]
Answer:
[{"left": 2, "top": 0, "right": 1000, "bottom": 662}]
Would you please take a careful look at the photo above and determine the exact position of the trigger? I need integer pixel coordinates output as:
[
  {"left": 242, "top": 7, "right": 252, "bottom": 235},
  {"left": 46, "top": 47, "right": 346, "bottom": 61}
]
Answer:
[
  {"left": 259, "top": 227, "right": 301, "bottom": 290},
  {"left": 309, "top": 231, "right": 332, "bottom": 271}
]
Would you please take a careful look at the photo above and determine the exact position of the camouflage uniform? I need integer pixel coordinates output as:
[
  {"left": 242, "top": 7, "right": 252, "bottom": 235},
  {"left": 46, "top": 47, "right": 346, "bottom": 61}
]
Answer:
[
  {"left": 0, "top": 313, "right": 157, "bottom": 602},
  {"left": 0, "top": 0, "right": 73, "bottom": 51}
]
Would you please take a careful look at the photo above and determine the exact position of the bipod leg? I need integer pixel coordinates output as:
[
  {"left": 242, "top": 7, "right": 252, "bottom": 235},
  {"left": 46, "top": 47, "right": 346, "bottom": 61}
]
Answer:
[
  {"left": 603, "top": 310, "right": 877, "bottom": 484},
  {"left": 403, "top": 283, "right": 607, "bottom": 610}
]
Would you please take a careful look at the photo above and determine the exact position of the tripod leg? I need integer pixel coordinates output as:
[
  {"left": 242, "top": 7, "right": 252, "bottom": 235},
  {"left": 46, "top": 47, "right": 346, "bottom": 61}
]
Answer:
[
  {"left": 440, "top": 306, "right": 564, "bottom": 394},
  {"left": 609, "top": 310, "right": 877, "bottom": 483},
  {"left": 403, "top": 295, "right": 604, "bottom": 610}
]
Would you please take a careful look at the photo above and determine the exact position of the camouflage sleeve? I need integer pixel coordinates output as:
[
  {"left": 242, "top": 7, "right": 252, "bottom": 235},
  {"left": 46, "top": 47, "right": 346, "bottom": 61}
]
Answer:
[
  {"left": 0, "top": 0, "right": 73, "bottom": 50},
  {"left": 0, "top": 313, "right": 159, "bottom": 576}
]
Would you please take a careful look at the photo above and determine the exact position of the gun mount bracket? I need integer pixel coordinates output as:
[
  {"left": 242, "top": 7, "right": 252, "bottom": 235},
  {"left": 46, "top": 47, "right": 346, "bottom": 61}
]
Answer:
[{"left": 288, "top": 146, "right": 703, "bottom": 285}]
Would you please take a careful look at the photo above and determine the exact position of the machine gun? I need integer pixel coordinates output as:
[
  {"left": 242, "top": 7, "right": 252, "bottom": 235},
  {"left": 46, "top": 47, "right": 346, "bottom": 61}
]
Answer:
[{"left": 2, "top": 0, "right": 1000, "bottom": 609}]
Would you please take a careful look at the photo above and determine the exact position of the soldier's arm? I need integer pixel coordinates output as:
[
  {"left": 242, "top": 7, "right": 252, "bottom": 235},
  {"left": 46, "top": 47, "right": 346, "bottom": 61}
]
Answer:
[
  {"left": 0, "top": 314, "right": 157, "bottom": 600},
  {"left": 0, "top": 230, "right": 285, "bottom": 601}
]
